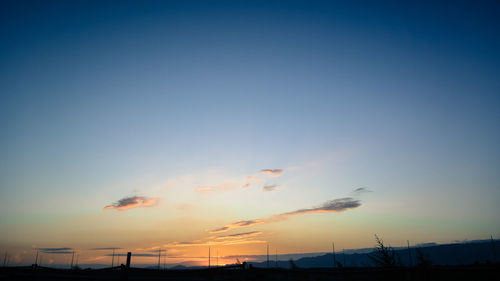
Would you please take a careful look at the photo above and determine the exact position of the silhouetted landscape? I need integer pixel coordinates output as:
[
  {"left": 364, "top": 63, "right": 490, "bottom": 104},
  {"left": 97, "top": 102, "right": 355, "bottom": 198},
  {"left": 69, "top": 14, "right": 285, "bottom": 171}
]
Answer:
[{"left": 2, "top": 239, "right": 499, "bottom": 280}]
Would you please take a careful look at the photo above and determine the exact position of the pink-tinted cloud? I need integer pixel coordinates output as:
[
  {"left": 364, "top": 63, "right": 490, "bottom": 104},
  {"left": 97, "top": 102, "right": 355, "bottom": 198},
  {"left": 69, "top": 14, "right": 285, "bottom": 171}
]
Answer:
[
  {"left": 104, "top": 196, "right": 158, "bottom": 210},
  {"left": 263, "top": 184, "right": 279, "bottom": 191},
  {"left": 210, "top": 196, "right": 362, "bottom": 233},
  {"left": 260, "top": 169, "right": 283, "bottom": 177},
  {"left": 195, "top": 182, "right": 238, "bottom": 192},
  {"left": 247, "top": 175, "right": 261, "bottom": 182}
]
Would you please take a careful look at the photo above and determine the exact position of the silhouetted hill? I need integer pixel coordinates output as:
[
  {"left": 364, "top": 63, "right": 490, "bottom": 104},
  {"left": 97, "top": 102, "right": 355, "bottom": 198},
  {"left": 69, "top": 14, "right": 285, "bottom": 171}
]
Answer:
[{"left": 250, "top": 240, "right": 499, "bottom": 268}]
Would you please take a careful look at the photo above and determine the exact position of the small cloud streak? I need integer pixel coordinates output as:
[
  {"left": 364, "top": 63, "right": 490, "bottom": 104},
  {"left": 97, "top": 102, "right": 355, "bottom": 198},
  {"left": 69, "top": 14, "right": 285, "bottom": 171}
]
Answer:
[
  {"left": 195, "top": 182, "right": 238, "bottom": 192},
  {"left": 261, "top": 169, "right": 283, "bottom": 177},
  {"left": 104, "top": 196, "right": 158, "bottom": 210},
  {"left": 210, "top": 195, "right": 362, "bottom": 233},
  {"left": 247, "top": 176, "right": 261, "bottom": 182},
  {"left": 38, "top": 247, "right": 73, "bottom": 254},
  {"left": 263, "top": 184, "right": 279, "bottom": 191}
]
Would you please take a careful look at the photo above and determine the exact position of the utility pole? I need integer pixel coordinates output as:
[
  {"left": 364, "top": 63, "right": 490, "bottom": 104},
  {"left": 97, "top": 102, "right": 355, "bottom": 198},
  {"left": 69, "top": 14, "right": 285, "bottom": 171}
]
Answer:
[
  {"left": 407, "top": 240, "right": 412, "bottom": 266},
  {"left": 275, "top": 248, "right": 278, "bottom": 268},
  {"left": 70, "top": 251, "right": 75, "bottom": 269},
  {"left": 111, "top": 249, "right": 115, "bottom": 268},
  {"left": 332, "top": 242, "right": 336, "bottom": 268},
  {"left": 208, "top": 247, "right": 211, "bottom": 268},
  {"left": 267, "top": 244, "right": 269, "bottom": 268},
  {"left": 35, "top": 250, "right": 39, "bottom": 266},
  {"left": 158, "top": 248, "right": 161, "bottom": 270},
  {"left": 491, "top": 235, "right": 497, "bottom": 262},
  {"left": 3, "top": 251, "right": 7, "bottom": 267},
  {"left": 343, "top": 249, "right": 346, "bottom": 266},
  {"left": 216, "top": 249, "right": 219, "bottom": 267}
]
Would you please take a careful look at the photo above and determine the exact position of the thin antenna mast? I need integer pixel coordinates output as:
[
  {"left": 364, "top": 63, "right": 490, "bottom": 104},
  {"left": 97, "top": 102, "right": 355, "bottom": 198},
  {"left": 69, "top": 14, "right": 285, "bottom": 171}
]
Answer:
[
  {"left": 111, "top": 249, "right": 115, "bottom": 268},
  {"left": 208, "top": 247, "right": 211, "bottom": 268},
  {"left": 158, "top": 248, "right": 161, "bottom": 270},
  {"left": 35, "top": 250, "right": 39, "bottom": 266},
  {"left": 491, "top": 235, "right": 497, "bottom": 262},
  {"left": 332, "top": 242, "right": 336, "bottom": 268},
  {"left": 70, "top": 251, "right": 75, "bottom": 269},
  {"left": 3, "top": 251, "right": 7, "bottom": 267},
  {"left": 267, "top": 244, "right": 269, "bottom": 268},
  {"left": 407, "top": 240, "right": 412, "bottom": 266},
  {"left": 275, "top": 248, "right": 278, "bottom": 267},
  {"left": 343, "top": 249, "right": 345, "bottom": 266}
]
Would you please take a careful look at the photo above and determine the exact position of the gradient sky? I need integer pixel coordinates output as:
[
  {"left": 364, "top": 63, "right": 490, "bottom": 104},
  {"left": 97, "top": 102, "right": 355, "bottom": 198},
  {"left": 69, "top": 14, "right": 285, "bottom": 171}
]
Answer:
[{"left": 1, "top": 0, "right": 500, "bottom": 267}]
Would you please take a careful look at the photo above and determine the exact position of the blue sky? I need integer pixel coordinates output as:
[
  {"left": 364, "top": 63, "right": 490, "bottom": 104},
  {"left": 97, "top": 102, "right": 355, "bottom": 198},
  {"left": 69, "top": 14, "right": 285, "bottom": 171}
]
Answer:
[{"left": 1, "top": 0, "right": 499, "bottom": 266}]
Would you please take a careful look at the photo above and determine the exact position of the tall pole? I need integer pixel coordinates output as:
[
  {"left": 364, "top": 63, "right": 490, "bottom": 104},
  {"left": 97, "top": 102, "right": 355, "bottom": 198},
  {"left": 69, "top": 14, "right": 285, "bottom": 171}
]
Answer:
[
  {"left": 216, "top": 249, "right": 219, "bottom": 267},
  {"left": 343, "top": 249, "right": 345, "bottom": 266},
  {"left": 3, "top": 251, "right": 7, "bottom": 267},
  {"left": 158, "top": 248, "right": 161, "bottom": 270},
  {"left": 35, "top": 250, "right": 39, "bottom": 265},
  {"left": 208, "top": 247, "right": 211, "bottom": 268},
  {"left": 267, "top": 244, "right": 269, "bottom": 268},
  {"left": 491, "top": 235, "right": 496, "bottom": 262},
  {"left": 70, "top": 251, "right": 75, "bottom": 269},
  {"left": 332, "top": 242, "right": 336, "bottom": 268},
  {"left": 275, "top": 248, "right": 278, "bottom": 268},
  {"left": 111, "top": 249, "right": 115, "bottom": 268},
  {"left": 407, "top": 240, "right": 412, "bottom": 266}
]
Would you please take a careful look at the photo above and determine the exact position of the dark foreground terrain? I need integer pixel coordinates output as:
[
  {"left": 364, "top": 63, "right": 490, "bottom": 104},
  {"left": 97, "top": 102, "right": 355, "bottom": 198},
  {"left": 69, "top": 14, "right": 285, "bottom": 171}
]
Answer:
[{"left": 1, "top": 264, "right": 499, "bottom": 281}]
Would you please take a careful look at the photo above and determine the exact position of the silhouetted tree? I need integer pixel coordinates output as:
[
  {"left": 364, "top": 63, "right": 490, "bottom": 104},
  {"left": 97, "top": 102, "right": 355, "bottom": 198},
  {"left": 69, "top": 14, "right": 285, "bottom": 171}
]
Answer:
[
  {"left": 368, "top": 234, "right": 401, "bottom": 267},
  {"left": 289, "top": 259, "right": 298, "bottom": 270},
  {"left": 416, "top": 248, "right": 432, "bottom": 268}
]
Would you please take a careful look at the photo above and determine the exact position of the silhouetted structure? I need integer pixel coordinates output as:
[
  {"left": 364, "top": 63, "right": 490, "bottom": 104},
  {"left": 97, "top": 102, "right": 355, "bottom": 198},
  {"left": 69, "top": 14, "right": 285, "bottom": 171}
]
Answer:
[{"left": 126, "top": 252, "right": 131, "bottom": 268}]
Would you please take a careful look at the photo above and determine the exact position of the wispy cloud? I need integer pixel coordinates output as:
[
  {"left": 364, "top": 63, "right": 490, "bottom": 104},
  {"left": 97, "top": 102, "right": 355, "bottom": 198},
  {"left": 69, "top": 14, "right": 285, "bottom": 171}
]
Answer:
[
  {"left": 351, "top": 187, "right": 371, "bottom": 195},
  {"left": 210, "top": 195, "right": 363, "bottom": 233},
  {"left": 263, "top": 184, "right": 279, "bottom": 191},
  {"left": 164, "top": 231, "right": 265, "bottom": 248},
  {"left": 90, "top": 247, "right": 122, "bottom": 250},
  {"left": 260, "top": 169, "right": 283, "bottom": 177},
  {"left": 195, "top": 182, "right": 238, "bottom": 192},
  {"left": 38, "top": 247, "right": 73, "bottom": 254},
  {"left": 104, "top": 196, "right": 158, "bottom": 210},
  {"left": 247, "top": 175, "right": 261, "bottom": 182}
]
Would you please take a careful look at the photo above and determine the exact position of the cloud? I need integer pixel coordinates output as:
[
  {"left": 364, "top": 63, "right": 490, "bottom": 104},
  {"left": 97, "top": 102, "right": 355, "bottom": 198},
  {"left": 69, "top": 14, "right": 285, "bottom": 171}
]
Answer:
[
  {"left": 38, "top": 247, "right": 73, "bottom": 254},
  {"left": 351, "top": 187, "right": 371, "bottom": 195},
  {"left": 90, "top": 247, "right": 122, "bottom": 250},
  {"left": 241, "top": 183, "right": 250, "bottom": 188},
  {"left": 210, "top": 193, "right": 364, "bottom": 233},
  {"left": 216, "top": 231, "right": 263, "bottom": 240},
  {"left": 263, "top": 184, "right": 279, "bottom": 191},
  {"left": 104, "top": 196, "right": 158, "bottom": 210},
  {"left": 247, "top": 176, "right": 261, "bottom": 182},
  {"left": 195, "top": 182, "right": 238, "bottom": 192},
  {"left": 260, "top": 169, "right": 283, "bottom": 177},
  {"left": 196, "top": 186, "right": 213, "bottom": 191}
]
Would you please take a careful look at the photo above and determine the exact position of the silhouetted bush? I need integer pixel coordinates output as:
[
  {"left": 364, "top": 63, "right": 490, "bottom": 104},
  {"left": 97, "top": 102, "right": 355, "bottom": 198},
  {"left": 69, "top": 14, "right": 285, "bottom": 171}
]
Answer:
[{"left": 368, "top": 234, "right": 401, "bottom": 267}]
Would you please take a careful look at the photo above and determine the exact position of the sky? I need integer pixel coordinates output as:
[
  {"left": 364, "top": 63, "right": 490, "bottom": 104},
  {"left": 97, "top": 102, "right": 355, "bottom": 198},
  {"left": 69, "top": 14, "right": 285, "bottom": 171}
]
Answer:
[{"left": 1, "top": 0, "right": 499, "bottom": 267}]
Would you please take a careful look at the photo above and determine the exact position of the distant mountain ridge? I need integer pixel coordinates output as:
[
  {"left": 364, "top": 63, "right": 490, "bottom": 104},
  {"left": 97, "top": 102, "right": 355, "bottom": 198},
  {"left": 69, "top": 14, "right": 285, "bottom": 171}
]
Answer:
[{"left": 248, "top": 239, "right": 499, "bottom": 268}]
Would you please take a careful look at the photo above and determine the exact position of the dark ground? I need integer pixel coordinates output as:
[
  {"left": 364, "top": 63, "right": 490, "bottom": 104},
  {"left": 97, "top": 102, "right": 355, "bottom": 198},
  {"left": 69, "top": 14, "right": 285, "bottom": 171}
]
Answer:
[{"left": 1, "top": 264, "right": 499, "bottom": 281}]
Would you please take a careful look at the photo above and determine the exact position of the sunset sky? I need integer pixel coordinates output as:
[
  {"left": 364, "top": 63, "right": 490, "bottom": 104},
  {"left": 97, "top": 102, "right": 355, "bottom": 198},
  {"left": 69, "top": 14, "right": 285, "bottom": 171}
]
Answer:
[{"left": 1, "top": 0, "right": 499, "bottom": 267}]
